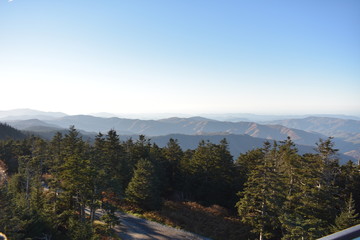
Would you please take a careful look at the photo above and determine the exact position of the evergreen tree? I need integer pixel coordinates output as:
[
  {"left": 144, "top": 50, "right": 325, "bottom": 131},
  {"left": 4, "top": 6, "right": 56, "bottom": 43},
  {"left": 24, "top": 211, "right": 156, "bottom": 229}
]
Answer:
[
  {"left": 316, "top": 137, "right": 340, "bottom": 227},
  {"left": 177, "top": 149, "right": 195, "bottom": 201},
  {"left": 316, "top": 137, "right": 339, "bottom": 186},
  {"left": 236, "top": 148, "right": 264, "bottom": 183},
  {"left": 125, "top": 158, "right": 162, "bottom": 210},
  {"left": 5, "top": 153, "right": 54, "bottom": 239},
  {"left": 47, "top": 132, "right": 64, "bottom": 191},
  {"left": 0, "top": 185, "right": 26, "bottom": 239},
  {"left": 61, "top": 149, "right": 92, "bottom": 222},
  {"left": 163, "top": 138, "right": 183, "bottom": 195},
  {"left": 185, "top": 139, "right": 236, "bottom": 206},
  {"left": 337, "top": 161, "right": 360, "bottom": 214},
  {"left": 123, "top": 135, "right": 152, "bottom": 187},
  {"left": 236, "top": 142, "right": 284, "bottom": 240},
  {"left": 51, "top": 127, "right": 93, "bottom": 228},
  {"left": 331, "top": 193, "right": 360, "bottom": 232},
  {"left": 279, "top": 150, "right": 328, "bottom": 239},
  {"left": 103, "top": 130, "right": 125, "bottom": 194},
  {"left": 149, "top": 143, "right": 168, "bottom": 197}
]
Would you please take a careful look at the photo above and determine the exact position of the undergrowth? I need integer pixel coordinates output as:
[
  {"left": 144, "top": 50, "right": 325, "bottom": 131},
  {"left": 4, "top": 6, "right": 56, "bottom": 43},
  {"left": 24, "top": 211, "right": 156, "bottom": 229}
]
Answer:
[{"left": 118, "top": 200, "right": 252, "bottom": 240}]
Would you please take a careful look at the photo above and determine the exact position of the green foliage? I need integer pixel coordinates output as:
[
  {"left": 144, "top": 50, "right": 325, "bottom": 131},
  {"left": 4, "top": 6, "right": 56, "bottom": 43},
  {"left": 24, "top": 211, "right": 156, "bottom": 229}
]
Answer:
[
  {"left": 125, "top": 158, "right": 162, "bottom": 210},
  {"left": 0, "top": 185, "right": 27, "bottom": 239},
  {"left": 101, "top": 212, "right": 120, "bottom": 230},
  {"left": 163, "top": 138, "right": 184, "bottom": 192},
  {"left": 336, "top": 161, "right": 360, "bottom": 214},
  {"left": 236, "top": 141, "right": 284, "bottom": 240},
  {"left": 235, "top": 138, "right": 344, "bottom": 240},
  {"left": 331, "top": 193, "right": 360, "bottom": 232},
  {"left": 0, "top": 125, "right": 358, "bottom": 240},
  {"left": 182, "top": 139, "right": 237, "bottom": 207},
  {"left": 278, "top": 139, "right": 328, "bottom": 239},
  {"left": 101, "top": 130, "right": 126, "bottom": 193},
  {"left": 236, "top": 148, "right": 264, "bottom": 181},
  {"left": 67, "top": 217, "right": 93, "bottom": 240}
]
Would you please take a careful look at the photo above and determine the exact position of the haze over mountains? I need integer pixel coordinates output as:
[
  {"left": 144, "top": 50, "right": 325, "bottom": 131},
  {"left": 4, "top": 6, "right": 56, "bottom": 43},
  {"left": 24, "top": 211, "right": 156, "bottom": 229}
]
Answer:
[
  {"left": 1, "top": 109, "right": 360, "bottom": 163},
  {"left": 0, "top": 109, "right": 67, "bottom": 120},
  {"left": 268, "top": 117, "right": 360, "bottom": 144},
  {"left": 2, "top": 109, "right": 359, "bottom": 122}
]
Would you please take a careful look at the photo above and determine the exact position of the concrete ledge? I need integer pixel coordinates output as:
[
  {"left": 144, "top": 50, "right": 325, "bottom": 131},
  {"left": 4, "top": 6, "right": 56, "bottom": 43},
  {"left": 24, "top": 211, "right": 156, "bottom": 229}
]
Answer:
[{"left": 318, "top": 225, "right": 360, "bottom": 240}]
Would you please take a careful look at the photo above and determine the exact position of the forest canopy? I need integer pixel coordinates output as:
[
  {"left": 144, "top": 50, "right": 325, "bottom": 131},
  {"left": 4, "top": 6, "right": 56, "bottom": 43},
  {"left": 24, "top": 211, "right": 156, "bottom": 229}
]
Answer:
[{"left": 0, "top": 127, "right": 359, "bottom": 240}]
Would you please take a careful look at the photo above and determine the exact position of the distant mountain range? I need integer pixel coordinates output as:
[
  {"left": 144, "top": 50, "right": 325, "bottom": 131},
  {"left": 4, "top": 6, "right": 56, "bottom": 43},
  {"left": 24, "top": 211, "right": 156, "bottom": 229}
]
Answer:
[
  {"left": 6, "top": 115, "right": 327, "bottom": 145},
  {"left": 1, "top": 109, "right": 359, "bottom": 163},
  {"left": 0, "top": 109, "right": 67, "bottom": 120},
  {"left": 1, "top": 109, "right": 359, "bottom": 122},
  {"left": 268, "top": 117, "right": 360, "bottom": 144},
  {"left": 202, "top": 113, "right": 360, "bottom": 122}
]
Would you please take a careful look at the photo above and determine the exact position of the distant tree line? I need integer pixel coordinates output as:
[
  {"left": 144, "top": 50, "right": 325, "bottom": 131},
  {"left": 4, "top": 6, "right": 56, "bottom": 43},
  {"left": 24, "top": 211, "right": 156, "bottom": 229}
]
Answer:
[{"left": 0, "top": 126, "right": 359, "bottom": 239}]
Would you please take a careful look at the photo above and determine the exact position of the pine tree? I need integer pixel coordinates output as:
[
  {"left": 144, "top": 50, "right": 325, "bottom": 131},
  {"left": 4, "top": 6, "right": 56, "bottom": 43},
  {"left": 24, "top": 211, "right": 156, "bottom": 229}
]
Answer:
[
  {"left": 125, "top": 158, "right": 162, "bottom": 210},
  {"left": 0, "top": 185, "right": 26, "bottom": 239},
  {"left": 185, "top": 139, "right": 236, "bottom": 206},
  {"left": 149, "top": 143, "right": 168, "bottom": 197},
  {"left": 331, "top": 193, "right": 360, "bottom": 232},
  {"left": 103, "top": 130, "right": 125, "bottom": 193},
  {"left": 337, "top": 161, "right": 360, "bottom": 214},
  {"left": 236, "top": 148, "right": 265, "bottom": 182},
  {"left": 316, "top": 137, "right": 340, "bottom": 228},
  {"left": 279, "top": 151, "right": 328, "bottom": 239},
  {"left": 236, "top": 141, "right": 284, "bottom": 240},
  {"left": 316, "top": 137, "right": 339, "bottom": 186},
  {"left": 54, "top": 127, "right": 93, "bottom": 223},
  {"left": 123, "top": 135, "right": 152, "bottom": 186},
  {"left": 163, "top": 138, "right": 183, "bottom": 195}
]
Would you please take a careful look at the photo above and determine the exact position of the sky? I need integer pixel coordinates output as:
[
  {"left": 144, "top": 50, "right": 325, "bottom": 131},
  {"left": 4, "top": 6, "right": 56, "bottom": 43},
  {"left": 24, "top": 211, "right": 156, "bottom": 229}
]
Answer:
[{"left": 0, "top": 0, "right": 359, "bottom": 116}]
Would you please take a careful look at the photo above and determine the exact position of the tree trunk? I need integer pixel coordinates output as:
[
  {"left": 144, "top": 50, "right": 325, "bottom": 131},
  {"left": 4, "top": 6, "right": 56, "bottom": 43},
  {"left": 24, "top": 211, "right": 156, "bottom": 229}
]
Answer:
[
  {"left": 80, "top": 202, "right": 86, "bottom": 222},
  {"left": 90, "top": 206, "right": 96, "bottom": 222}
]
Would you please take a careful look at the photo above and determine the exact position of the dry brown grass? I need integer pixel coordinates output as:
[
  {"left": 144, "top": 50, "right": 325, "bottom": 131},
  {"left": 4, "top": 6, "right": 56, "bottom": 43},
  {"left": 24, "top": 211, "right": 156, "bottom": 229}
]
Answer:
[
  {"left": 159, "top": 201, "right": 252, "bottom": 240},
  {"left": 118, "top": 200, "right": 252, "bottom": 240}
]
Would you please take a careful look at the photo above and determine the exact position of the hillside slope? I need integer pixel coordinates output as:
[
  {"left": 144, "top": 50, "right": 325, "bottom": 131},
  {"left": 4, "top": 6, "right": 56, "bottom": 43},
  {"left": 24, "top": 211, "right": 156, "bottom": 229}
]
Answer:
[
  {"left": 0, "top": 123, "right": 26, "bottom": 140},
  {"left": 268, "top": 117, "right": 360, "bottom": 144}
]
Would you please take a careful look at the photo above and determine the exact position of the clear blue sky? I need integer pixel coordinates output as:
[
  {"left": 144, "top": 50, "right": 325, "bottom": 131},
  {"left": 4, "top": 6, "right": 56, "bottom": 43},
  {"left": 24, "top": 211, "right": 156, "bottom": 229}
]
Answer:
[{"left": 1, "top": 0, "right": 359, "bottom": 116}]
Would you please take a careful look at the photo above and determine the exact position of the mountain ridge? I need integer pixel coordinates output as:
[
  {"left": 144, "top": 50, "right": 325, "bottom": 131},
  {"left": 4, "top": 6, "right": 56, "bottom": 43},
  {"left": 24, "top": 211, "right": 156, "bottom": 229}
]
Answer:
[
  {"left": 1, "top": 115, "right": 359, "bottom": 163},
  {"left": 1, "top": 110, "right": 359, "bottom": 162},
  {"left": 268, "top": 117, "right": 360, "bottom": 144}
]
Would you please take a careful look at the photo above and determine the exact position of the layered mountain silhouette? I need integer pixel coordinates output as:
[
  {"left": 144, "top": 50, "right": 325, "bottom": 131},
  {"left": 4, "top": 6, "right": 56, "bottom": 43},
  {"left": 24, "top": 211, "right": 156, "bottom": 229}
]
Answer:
[
  {"left": 0, "top": 109, "right": 67, "bottom": 120},
  {"left": 7, "top": 115, "right": 327, "bottom": 145},
  {"left": 268, "top": 117, "right": 360, "bottom": 144},
  {"left": 1, "top": 109, "right": 359, "bottom": 163}
]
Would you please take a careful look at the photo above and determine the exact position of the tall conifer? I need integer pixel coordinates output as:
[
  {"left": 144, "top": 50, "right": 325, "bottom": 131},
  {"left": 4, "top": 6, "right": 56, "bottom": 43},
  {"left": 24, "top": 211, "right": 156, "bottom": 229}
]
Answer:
[
  {"left": 125, "top": 158, "right": 162, "bottom": 210},
  {"left": 236, "top": 141, "right": 284, "bottom": 240}
]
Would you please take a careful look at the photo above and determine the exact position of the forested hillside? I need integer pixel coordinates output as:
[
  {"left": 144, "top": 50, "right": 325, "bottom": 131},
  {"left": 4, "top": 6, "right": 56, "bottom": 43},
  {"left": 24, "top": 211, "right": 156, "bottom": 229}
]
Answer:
[
  {"left": 0, "top": 123, "right": 26, "bottom": 140},
  {"left": 0, "top": 127, "right": 359, "bottom": 239}
]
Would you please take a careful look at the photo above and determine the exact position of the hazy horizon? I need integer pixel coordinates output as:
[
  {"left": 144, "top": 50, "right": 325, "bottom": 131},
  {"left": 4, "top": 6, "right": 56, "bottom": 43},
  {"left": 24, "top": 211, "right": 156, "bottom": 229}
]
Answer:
[
  {"left": 1, "top": 1, "right": 359, "bottom": 116},
  {"left": 1, "top": 108, "right": 360, "bottom": 121}
]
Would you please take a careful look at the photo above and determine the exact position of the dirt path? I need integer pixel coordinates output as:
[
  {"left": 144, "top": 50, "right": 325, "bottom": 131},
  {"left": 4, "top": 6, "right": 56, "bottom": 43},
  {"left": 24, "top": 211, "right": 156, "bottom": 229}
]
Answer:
[{"left": 112, "top": 211, "right": 211, "bottom": 240}]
